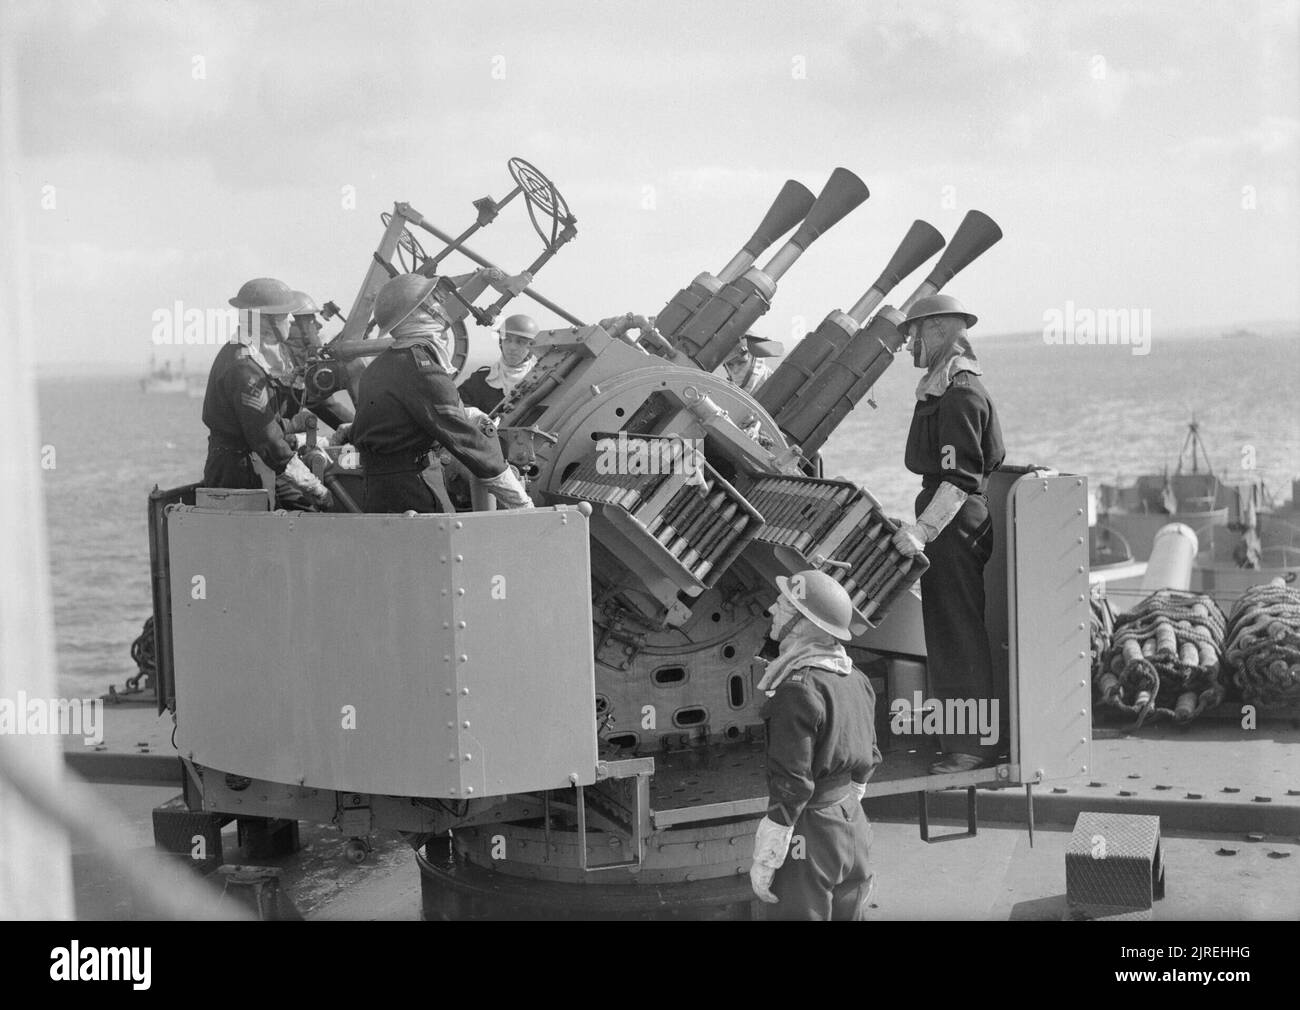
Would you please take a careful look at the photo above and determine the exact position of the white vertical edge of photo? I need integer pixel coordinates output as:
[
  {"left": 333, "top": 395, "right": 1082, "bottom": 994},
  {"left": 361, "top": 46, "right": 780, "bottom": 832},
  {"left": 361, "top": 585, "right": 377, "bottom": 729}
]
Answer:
[{"left": 0, "top": 4, "right": 75, "bottom": 920}]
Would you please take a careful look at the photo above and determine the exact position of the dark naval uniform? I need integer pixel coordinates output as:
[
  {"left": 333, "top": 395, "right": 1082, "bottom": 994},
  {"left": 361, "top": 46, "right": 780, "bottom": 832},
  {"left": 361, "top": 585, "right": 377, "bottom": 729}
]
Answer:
[
  {"left": 764, "top": 666, "right": 880, "bottom": 920},
  {"left": 904, "top": 369, "right": 1006, "bottom": 758},
  {"left": 351, "top": 344, "right": 508, "bottom": 513},
  {"left": 201, "top": 341, "right": 297, "bottom": 490},
  {"left": 457, "top": 366, "right": 505, "bottom": 414}
]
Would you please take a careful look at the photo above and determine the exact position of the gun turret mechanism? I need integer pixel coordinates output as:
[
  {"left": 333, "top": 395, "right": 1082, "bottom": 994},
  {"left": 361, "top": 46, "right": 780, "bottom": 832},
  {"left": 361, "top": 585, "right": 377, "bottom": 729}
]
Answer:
[{"left": 157, "top": 160, "right": 1034, "bottom": 921}]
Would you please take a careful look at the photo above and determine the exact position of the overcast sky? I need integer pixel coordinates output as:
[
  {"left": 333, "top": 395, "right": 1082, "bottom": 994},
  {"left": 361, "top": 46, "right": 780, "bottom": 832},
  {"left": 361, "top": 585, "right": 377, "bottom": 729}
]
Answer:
[{"left": 6, "top": 0, "right": 1298, "bottom": 368}]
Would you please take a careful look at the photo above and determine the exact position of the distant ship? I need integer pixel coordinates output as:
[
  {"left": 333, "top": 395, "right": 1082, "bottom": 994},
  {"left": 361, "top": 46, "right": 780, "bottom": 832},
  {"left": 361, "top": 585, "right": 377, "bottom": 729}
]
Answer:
[
  {"left": 140, "top": 355, "right": 187, "bottom": 394},
  {"left": 1221, "top": 327, "right": 1262, "bottom": 340},
  {"left": 1090, "top": 418, "right": 1300, "bottom": 608}
]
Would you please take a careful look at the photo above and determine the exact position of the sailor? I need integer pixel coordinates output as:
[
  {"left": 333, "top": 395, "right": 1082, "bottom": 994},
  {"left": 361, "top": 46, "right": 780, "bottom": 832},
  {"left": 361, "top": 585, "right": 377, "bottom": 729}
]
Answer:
[
  {"left": 890, "top": 295, "right": 1006, "bottom": 774},
  {"left": 750, "top": 570, "right": 880, "bottom": 920},
  {"left": 723, "top": 333, "right": 782, "bottom": 394},
  {"left": 457, "top": 313, "right": 539, "bottom": 414},
  {"left": 350, "top": 273, "right": 534, "bottom": 514},
  {"left": 285, "top": 291, "right": 325, "bottom": 372},
  {"left": 200, "top": 277, "right": 333, "bottom": 509}
]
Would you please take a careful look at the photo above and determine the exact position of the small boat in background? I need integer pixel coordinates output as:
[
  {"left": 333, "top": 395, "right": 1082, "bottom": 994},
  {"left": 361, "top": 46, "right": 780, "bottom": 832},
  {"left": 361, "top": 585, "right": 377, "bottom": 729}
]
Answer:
[
  {"left": 140, "top": 355, "right": 186, "bottom": 394},
  {"left": 1221, "top": 327, "right": 1262, "bottom": 340}
]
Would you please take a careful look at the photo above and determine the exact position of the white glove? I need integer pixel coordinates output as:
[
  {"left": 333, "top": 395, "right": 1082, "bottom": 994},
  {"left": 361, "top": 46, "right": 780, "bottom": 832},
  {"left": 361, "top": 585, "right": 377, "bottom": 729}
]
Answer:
[
  {"left": 892, "top": 482, "right": 969, "bottom": 555},
  {"left": 463, "top": 406, "right": 498, "bottom": 437},
  {"left": 328, "top": 423, "right": 353, "bottom": 447},
  {"left": 476, "top": 466, "right": 534, "bottom": 509},
  {"left": 852, "top": 780, "right": 868, "bottom": 803},
  {"left": 749, "top": 816, "right": 794, "bottom": 904},
  {"left": 282, "top": 455, "right": 331, "bottom": 507},
  {"left": 916, "top": 481, "right": 968, "bottom": 541},
  {"left": 891, "top": 523, "right": 926, "bottom": 557}
]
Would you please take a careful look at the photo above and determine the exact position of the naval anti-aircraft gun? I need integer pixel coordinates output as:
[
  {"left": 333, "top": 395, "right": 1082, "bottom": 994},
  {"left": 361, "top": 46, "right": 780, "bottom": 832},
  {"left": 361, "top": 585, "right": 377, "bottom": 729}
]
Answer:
[{"left": 147, "top": 158, "right": 1091, "bottom": 918}]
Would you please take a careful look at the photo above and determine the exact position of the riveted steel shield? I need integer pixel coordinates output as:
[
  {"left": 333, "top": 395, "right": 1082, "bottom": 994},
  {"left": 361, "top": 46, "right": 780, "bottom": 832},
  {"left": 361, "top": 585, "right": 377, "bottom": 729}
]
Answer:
[{"left": 167, "top": 506, "right": 596, "bottom": 797}]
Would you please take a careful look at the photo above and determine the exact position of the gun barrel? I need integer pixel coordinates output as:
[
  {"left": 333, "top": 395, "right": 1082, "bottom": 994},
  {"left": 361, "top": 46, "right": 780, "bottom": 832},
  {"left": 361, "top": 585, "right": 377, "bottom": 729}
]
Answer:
[
  {"left": 717, "top": 179, "right": 816, "bottom": 283},
  {"left": 777, "top": 310, "right": 905, "bottom": 453},
  {"left": 762, "top": 168, "right": 869, "bottom": 283},
  {"left": 761, "top": 220, "right": 943, "bottom": 418},
  {"left": 899, "top": 210, "right": 1002, "bottom": 311},
  {"left": 846, "top": 220, "right": 946, "bottom": 324},
  {"left": 328, "top": 337, "right": 397, "bottom": 361},
  {"left": 757, "top": 310, "right": 857, "bottom": 419},
  {"left": 658, "top": 180, "right": 815, "bottom": 342}
]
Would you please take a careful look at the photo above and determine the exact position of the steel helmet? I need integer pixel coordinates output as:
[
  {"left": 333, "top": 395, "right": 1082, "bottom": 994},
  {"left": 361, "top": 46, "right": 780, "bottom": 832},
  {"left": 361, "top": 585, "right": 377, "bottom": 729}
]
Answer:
[
  {"left": 899, "top": 293, "right": 977, "bottom": 331},
  {"left": 501, "top": 314, "right": 539, "bottom": 341},
  {"left": 229, "top": 277, "right": 298, "bottom": 312},
  {"left": 742, "top": 333, "right": 784, "bottom": 357},
  {"left": 775, "top": 569, "right": 855, "bottom": 641},
  {"left": 289, "top": 290, "right": 320, "bottom": 316},
  {"left": 373, "top": 274, "right": 438, "bottom": 337}
]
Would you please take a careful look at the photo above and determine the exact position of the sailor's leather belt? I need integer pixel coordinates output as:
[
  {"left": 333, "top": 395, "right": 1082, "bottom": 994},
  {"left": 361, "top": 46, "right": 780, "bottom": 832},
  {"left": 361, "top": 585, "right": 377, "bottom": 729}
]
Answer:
[
  {"left": 207, "top": 434, "right": 250, "bottom": 454},
  {"left": 807, "top": 774, "right": 853, "bottom": 809},
  {"left": 361, "top": 450, "right": 431, "bottom": 475}
]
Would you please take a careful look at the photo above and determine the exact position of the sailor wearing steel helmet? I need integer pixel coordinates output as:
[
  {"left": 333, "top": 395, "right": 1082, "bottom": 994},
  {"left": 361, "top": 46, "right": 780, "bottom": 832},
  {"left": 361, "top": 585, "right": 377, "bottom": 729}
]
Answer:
[
  {"left": 350, "top": 273, "right": 535, "bottom": 514},
  {"left": 722, "top": 333, "right": 782, "bottom": 395},
  {"left": 458, "top": 313, "right": 540, "bottom": 414},
  {"left": 284, "top": 290, "right": 326, "bottom": 374},
  {"left": 749, "top": 569, "right": 880, "bottom": 920},
  {"left": 891, "top": 294, "right": 1006, "bottom": 774},
  {"left": 200, "top": 277, "right": 333, "bottom": 509}
]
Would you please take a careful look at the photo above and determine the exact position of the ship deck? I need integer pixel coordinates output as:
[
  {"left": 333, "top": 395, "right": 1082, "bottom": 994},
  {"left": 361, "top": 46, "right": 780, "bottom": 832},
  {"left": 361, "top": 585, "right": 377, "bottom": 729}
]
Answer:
[{"left": 67, "top": 702, "right": 1300, "bottom": 919}]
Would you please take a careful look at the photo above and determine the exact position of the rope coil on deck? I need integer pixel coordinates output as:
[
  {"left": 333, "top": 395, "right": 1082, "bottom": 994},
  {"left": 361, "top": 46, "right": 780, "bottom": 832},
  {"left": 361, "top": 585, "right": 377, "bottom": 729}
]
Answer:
[
  {"left": 1089, "top": 593, "right": 1117, "bottom": 686},
  {"left": 1224, "top": 578, "right": 1300, "bottom": 708},
  {"left": 127, "top": 615, "right": 156, "bottom": 692},
  {"left": 1096, "top": 589, "right": 1227, "bottom": 727}
]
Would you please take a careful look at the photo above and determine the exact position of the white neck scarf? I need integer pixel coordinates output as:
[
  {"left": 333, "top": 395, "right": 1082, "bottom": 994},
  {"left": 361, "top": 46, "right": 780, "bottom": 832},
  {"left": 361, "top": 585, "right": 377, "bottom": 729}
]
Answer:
[
  {"left": 485, "top": 355, "right": 536, "bottom": 398},
  {"left": 740, "top": 357, "right": 770, "bottom": 393},
  {"left": 392, "top": 314, "right": 455, "bottom": 374},
  {"left": 916, "top": 333, "right": 982, "bottom": 401},
  {"left": 757, "top": 618, "right": 853, "bottom": 692},
  {"left": 236, "top": 331, "right": 280, "bottom": 378}
]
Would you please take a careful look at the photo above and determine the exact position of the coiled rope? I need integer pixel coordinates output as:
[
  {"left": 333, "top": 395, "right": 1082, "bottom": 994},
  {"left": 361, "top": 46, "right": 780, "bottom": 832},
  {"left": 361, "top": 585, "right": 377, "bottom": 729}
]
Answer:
[
  {"left": 127, "top": 615, "right": 156, "bottom": 692},
  {"left": 1095, "top": 589, "right": 1226, "bottom": 727},
  {"left": 1089, "top": 593, "right": 1117, "bottom": 687},
  {"left": 1224, "top": 578, "right": 1300, "bottom": 708}
]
